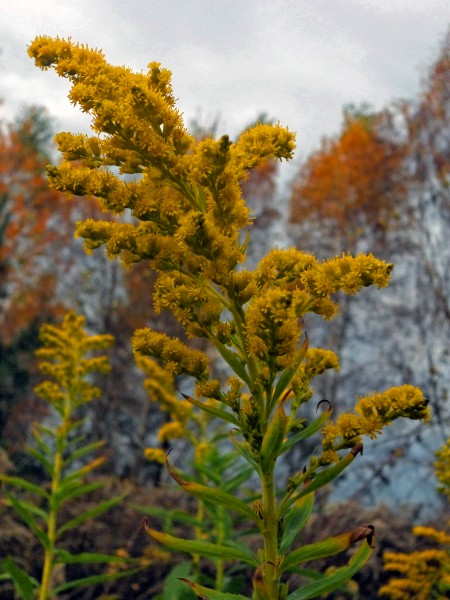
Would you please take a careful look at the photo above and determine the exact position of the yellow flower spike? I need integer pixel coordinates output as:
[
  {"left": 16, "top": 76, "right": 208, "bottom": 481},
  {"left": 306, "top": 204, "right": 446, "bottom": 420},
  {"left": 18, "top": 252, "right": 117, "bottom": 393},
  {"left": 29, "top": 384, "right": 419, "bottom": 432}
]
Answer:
[
  {"left": 157, "top": 422, "right": 185, "bottom": 442},
  {"left": 144, "top": 448, "right": 166, "bottom": 464},
  {"left": 132, "top": 329, "right": 210, "bottom": 380}
]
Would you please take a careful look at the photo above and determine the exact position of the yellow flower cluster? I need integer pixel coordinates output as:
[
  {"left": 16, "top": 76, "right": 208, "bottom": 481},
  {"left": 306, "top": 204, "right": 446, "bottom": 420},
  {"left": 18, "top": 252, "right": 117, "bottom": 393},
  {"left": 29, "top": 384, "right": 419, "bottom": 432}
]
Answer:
[
  {"left": 28, "top": 38, "right": 295, "bottom": 325},
  {"left": 381, "top": 542, "right": 450, "bottom": 599},
  {"left": 381, "top": 436, "right": 450, "bottom": 600},
  {"left": 34, "top": 312, "right": 113, "bottom": 412},
  {"left": 132, "top": 329, "right": 209, "bottom": 380},
  {"left": 321, "top": 385, "right": 430, "bottom": 461},
  {"left": 246, "top": 289, "right": 301, "bottom": 368}
]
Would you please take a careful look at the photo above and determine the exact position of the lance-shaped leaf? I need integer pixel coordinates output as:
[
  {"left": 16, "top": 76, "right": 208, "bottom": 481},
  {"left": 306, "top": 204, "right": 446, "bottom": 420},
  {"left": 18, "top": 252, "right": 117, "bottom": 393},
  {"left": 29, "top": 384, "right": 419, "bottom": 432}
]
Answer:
[
  {"left": 281, "top": 525, "right": 374, "bottom": 572},
  {"left": 280, "top": 493, "right": 315, "bottom": 553},
  {"left": 146, "top": 525, "right": 258, "bottom": 566},
  {"left": 286, "top": 445, "right": 363, "bottom": 507},
  {"left": 180, "top": 391, "right": 239, "bottom": 426},
  {"left": 271, "top": 333, "right": 309, "bottom": 409},
  {"left": 54, "top": 549, "right": 137, "bottom": 564},
  {"left": 179, "top": 579, "right": 249, "bottom": 599},
  {"left": 53, "top": 568, "right": 142, "bottom": 594},
  {"left": 260, "top": 396, "right": 288, "bottom": 470},
  {"left": 56, "top": 493, "right": 127, "bottom": 538},
  {"left": 5, "top": 491, "right": 50, "bottom": 549},
  {"left": 25, "top": 446, "right": 54, "bottom": 476},
  {"left": 286, "top": 539, "right": 373, "bottom": 600},
  {"left": 213, "top": 339, "right": 251, "bottom": 386},
  {"left": 280, "top": 407, "right": 332, "bottom": 454},
  {"left": 0, "top": 474, "right": 49, "bottom": 499},
  {"left": 54, "top": 480, "right": 105, "bottom": 507},
  {"left": 229, "top": 431, "right": 259, "bottom": 472},
  {"left": 166, "top": 455, "right": 259, "bottom": 524},
  {"left": 3, "top": 557, "right": 37, "bottom": 600}
]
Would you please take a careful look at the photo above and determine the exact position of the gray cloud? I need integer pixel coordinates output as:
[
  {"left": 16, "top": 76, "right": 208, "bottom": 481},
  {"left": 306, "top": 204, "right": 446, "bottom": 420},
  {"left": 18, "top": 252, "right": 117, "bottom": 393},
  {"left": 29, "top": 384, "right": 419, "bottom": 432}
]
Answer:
[{"left": 1, "top": 0, "right": 448, "bottom": 165}]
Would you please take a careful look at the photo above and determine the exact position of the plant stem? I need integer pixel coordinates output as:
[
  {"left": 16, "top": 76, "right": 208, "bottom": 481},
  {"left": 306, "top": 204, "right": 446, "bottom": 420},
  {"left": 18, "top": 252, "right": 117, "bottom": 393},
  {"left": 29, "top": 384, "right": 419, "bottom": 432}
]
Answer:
[
  {"left": 39, "top": 395, "right": 70, "bottom": 600},
  {"left": 259, "top": 464, "right": 280, "bottom": 599}
]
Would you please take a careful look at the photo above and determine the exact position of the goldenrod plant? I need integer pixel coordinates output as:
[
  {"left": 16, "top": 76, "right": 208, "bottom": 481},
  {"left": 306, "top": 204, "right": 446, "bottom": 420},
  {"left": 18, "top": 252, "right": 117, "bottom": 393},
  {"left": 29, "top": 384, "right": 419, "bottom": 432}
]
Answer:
[
  {"left": 137, "top": 355, "right": 254, "bottom": 595},
  {"left": 380, "top": 437, "right": 450, "bottom": 599},
  {"left": 28, "top": 37, "right": 431, "bottom": 599},
  {"left": 0, "top": 312, "right": 136, "bottom": 600}
]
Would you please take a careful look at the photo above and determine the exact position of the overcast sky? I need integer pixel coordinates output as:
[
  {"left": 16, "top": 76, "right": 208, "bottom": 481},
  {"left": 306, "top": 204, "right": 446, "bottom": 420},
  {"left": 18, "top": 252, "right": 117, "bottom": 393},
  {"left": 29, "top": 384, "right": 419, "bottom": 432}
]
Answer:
[{"left": 1, "top": 1, "right": 449, "bottom": 170}]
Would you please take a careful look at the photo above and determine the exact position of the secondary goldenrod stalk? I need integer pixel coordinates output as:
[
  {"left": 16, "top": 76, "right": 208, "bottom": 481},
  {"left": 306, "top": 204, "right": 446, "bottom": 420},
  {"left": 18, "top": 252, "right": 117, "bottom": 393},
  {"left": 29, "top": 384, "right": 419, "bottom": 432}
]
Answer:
[{"left": 39, "top": 392, "right": 71, "bottom": 600}]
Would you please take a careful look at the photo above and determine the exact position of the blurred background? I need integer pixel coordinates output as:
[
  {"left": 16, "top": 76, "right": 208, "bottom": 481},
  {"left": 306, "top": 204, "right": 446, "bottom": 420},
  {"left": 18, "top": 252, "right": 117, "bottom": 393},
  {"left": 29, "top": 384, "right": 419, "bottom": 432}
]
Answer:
[{"left": 1, "top": 2, "right": 449, "bottom": 598}]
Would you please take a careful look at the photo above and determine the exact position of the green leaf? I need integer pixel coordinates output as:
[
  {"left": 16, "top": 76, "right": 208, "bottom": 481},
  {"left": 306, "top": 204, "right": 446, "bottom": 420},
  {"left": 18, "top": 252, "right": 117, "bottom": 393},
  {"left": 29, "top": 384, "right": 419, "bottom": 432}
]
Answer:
[
  {"left": 280, "top": 493, "right": 315, "bottom": 553},
  {"left": 280, "top": 409, "right": 331, "bottom": 454},
  {"left": 179, "top": 579, "right": 249, "bottom": 599},
  {"left": 3, "top": 557, "right": 37, "bottom": 600},
  {"left": 282, "top": 527, "right": 370, "bottom": 572},
  {"left": 289, "top": 450, "right": 358, "bottom": 505},
  {"left": 229, "top": 433, "right": 259, "bottom": 472},
  {"left": 181, "top": 392, "right": 239, "bottom": 426},
  {"left": 54, "top": 480, "right": 104, "bottom": 506},
  {"left": 53, "top": 568, "right": 141, "bottom": 593},
  {"left": 213, "top": 340, "right": 251, "bottom": 386},
  {"left": 0, "top": 474, "right": 49, "bottom": 499},
  {"left": 135, "top": 505, "right": 202, "bottom": 528},
  {"left": 54, "top": 549, "right": 136, "bottom": 565},
  {"left": 56, "top": 494, "right": 126, "bottom": 538},
  {"left": 5, "top": 492, "right": 50, "bottom": 549},
  {"left": 272, "top": 334, "right": 309, "bottom": 408},
  {"left": 147, "top": 528, "right": 258, "bottom": 566},
  {"left": 161, "top": 562, "right": 197, "bottom": 600},
  {"left": 286, "top": 540, "right": 373, "bottom": 600},
  {"left": 222, "top": 466, "right": 254, "bottom": 493},
  {"left": 64, "top": 440, "right": 105, "bottom": 465},
  {"left": 26, "top": 446, "right": 54, "bottom": 476},
  {"left": 166, "top": 459, "right": 259, "bottom": 524}
]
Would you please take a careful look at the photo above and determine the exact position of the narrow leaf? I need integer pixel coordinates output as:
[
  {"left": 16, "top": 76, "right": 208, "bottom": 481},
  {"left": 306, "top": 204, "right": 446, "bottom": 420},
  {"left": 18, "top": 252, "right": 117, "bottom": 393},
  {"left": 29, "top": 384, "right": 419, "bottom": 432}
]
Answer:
[
  {"left": 56, "top": 494, "right": 126, "bottom": 538},
  {"left": 272, "top": 334, "right": 309, "bottom": 407},
  {"left": 53, "top": 568, "right": 141, "bottom": 593},
  {"left": 5, "top": 492, "right": 50, "bottom": 549},
  {"left": 25, "top": 447, "right": 53, "bottom": 476},
  {"left": 54, "top": 549, "right": 136, "bottom": 565},
  {"left": 166, "top": 458, "right": 259, "bottom": 524},
  {"left": 146, "top": 527, "right": 258, "bottom": 566},
  {"left": 280, "top": 493, "right": 315, "bottom": 553},
  {"left": 222, "top": 467, "right": 254, "bottom": 493},
  {"left": 161, "top": 562, "right": 197, "bottom": 600},
  {"left": 213, "top": 340, "right": 251, "bottom": 386},
  {"left": 288, "top": 448, "right": 361, "bottom": 505},
  {"left": 180, "top": 579, "right": 249, "bottom": 599},
  {"left": 287, "top": 540, "right": 373, "bottom": 600},
  {"left": 135, "top": 505, "right": 202, "bottom": 528},
  {"left": 64, "top": 441, "right": 105, "bottom": 466},
  {"left": 280, "top": 409, "right": 331, "bottom": 454},
  {"left": 282, "top": 526, "right": 374, "bottom": 572},
  {"left": 54, "top": 480, "right": 104, "bottom": 506},
  {"left": 229, "top": 432, "right": 259, "bottom": 472},
  {"left": 64, "top": 456, "right": 106, "bottom": 482},
  {"left": 181, "top": 392, "right": 239, "bottom": 426},
  {"left": 4, "top": 557, "right": 37, "bottom": 600},
  {"left": 0, "top": 474, "right": 49, "bottom": 499}
]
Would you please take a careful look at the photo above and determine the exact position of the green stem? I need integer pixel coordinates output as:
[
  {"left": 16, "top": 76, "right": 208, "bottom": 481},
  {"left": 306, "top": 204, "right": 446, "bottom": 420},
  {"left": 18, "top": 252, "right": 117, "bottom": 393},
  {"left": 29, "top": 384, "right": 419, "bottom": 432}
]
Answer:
[
  {"left": 258, "top": 464, "right": 281, "bottom": 599},
  {"left": 39, "top": 397, "right": 70, "bottom": 600},
  {"left": 215, "top": 505, "right": 225, "bottom": 592}
]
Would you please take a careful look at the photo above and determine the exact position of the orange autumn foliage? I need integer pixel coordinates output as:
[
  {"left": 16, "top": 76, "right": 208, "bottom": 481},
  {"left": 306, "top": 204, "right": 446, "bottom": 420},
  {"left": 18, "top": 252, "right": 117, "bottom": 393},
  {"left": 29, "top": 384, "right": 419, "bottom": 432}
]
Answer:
[
  {"left": 290, "top": 110, "right": 406, "bottom": 248},
  {"left": 0, "top": 109, "right": 76, "bottom": 343}
]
